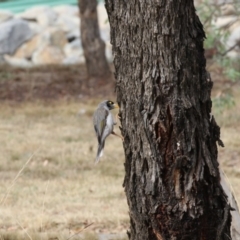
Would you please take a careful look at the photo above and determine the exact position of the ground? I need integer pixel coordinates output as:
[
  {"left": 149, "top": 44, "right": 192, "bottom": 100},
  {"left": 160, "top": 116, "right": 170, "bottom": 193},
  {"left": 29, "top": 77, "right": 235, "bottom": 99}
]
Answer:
[
  {"left": 0, "top": 63, "right": 239, "bottom": 240},
  {"left": 0, "top": 65, "right": 115, "bottom": 102}
]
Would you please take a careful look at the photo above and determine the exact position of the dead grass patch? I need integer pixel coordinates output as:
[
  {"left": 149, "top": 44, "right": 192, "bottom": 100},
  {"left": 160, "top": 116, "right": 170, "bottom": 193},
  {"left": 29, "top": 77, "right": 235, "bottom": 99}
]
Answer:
[{"left": 0, "top": 100, "right": 128, "bottom": 239}]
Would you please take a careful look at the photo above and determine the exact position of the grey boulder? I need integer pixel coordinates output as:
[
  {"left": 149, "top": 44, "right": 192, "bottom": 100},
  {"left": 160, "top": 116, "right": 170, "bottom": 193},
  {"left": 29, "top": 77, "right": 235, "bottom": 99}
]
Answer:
[
  {"left": 0, "top": 10, "right": 13, "bottom": 24},
  {"left": 0, "top": 18, "right": 34, "bottom": 55}
]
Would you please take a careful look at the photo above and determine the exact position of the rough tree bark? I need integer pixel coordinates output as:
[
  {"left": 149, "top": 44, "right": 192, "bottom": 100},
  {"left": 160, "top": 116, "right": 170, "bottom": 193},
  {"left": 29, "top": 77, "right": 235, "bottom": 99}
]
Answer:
[
  {"left": 105, "top": 1, "right": 232, "bottom": 240},
  {"left": 78, "top": 0, "right": 110, "bottom": 78}
]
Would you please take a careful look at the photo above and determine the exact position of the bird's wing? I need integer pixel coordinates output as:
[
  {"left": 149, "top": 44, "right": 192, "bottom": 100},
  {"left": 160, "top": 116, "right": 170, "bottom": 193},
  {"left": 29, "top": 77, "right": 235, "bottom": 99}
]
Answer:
[{"left": 93, "top": 107, "right": 109, "bottom": 144}]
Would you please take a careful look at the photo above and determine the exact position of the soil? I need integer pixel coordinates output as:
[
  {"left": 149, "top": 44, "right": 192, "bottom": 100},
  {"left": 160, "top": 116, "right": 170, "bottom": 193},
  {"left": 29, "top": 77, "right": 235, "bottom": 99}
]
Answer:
[
  {"left": 0, "top": 61, "right": 237, "bottom": 102},
  {"left": 0, "top": 64, "right": 115, "bottom": 102}
]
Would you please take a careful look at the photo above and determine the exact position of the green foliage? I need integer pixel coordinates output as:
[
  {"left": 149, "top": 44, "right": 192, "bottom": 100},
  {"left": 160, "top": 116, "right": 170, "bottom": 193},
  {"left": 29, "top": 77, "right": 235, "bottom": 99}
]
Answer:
[
  {"left": 0, "top": 71, "right": 12, "bottom": 81},
  {"left": 212, "top": 93, "right": 235, "bottom": 114},
  {"left": 218, "top": 58, "right": 240, "bottom": 82}
]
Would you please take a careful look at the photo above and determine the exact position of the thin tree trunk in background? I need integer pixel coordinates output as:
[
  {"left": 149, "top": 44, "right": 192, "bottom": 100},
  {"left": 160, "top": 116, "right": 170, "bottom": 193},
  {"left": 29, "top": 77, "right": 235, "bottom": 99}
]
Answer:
[
  {"left": 105, "top": 0, "right": 232, "bottom": 239},
  {"left": 78, "top": 0, "right": 110, "bottom": 78}
]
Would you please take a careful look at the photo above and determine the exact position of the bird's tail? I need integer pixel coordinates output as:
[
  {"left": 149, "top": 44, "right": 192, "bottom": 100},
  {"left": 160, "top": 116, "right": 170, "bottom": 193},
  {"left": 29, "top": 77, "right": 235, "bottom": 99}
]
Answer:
[{"left": 95, "top": 141, "right": 105, "bottom": 163}]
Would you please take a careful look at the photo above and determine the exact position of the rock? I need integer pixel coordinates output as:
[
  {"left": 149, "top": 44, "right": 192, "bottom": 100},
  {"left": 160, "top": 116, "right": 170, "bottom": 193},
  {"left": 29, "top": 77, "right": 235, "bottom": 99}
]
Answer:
[
  {"left": 67, "top": 30, "right": 80, "bottom": 42},
  {"left": 63, "top": 39, "right": 85, "bottom": 64},
  {"left": 105, "top": 43, "right": 113, "bottom": 62},
  {"left": 0, "top": 10, "right": 13, "bottom": 24},
  {"left": 44, "top": 27, "right": 67, "bottom": 49},
  {"left": 97, "top": 3, "right": 109, "bottom": 30},
  {"left": 14, "top": 35, "right": 41, "bottom": 59},
  {"left": 63, "top": 55, "right": 85, "bottom": 65},
  {"left": 17, "top": 7, "right": 37, "bottom": 20},
  {"left": 0, "top": 4, "right": 114, "bottom": 66},
  {"left": 37, "top": 8, "right": 57, "bottom": 27},
  {"left": 28, "top": 22, "right": 44, "bottom": 34},
  {"left": 0, "top": 18, "right": 34, "bottom": 55},
  {"left": 55, "top": 15, "right": 80, "bottom": 33},
  {"left": 18, "top": 6, "right": 57, "bottom": 27},
  {"left": 14, "top": 27, "right": 67, "bottom": 60},
  {"left": 53, "top": 5, "right": 79, "bottom": 17},
  {"left": 100, "top": 28, "right": 110, "bottom": 43},
  {"left": 63, "top": 38, "right": 83, "bottom": 58},
  {"left": 97, "top": 3, "right": 112, "bottom": 61},
  {"left": 32, "top": 45, "right": 64, "bottom": 65},
  {"left": 4, "top": 55, "right": 33, "bottom": 68}
]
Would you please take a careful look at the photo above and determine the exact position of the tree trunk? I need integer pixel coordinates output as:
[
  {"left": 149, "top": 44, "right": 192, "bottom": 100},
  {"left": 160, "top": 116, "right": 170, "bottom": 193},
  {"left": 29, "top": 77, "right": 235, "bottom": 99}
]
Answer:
[
  {"left": 105, "top": 1, "right": 232, "bottom": 240},
  {"left": 78, "top": 0, "right": 110, "bottom": 78}
]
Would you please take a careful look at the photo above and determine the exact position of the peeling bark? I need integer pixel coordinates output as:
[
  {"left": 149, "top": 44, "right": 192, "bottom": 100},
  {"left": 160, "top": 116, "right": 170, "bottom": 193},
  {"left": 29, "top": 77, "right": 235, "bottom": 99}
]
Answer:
[
  {"left": 78, "top": 0, "right": 110, "bottom": 78},
  {"left": 105, "top": 1, "right": 232, "bottom": 240}
]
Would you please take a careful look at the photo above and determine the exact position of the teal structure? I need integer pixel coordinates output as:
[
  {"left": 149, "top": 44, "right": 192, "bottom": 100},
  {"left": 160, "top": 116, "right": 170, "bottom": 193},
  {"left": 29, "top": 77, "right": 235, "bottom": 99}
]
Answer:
[{"left": 0, "top": 0, "right": 78, "bottom": 13}]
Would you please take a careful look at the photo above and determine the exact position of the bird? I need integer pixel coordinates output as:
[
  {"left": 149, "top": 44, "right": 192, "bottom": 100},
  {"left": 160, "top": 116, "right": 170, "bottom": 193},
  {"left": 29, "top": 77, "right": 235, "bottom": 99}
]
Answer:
[{"left": 93, "top": 100, "right": 123, "bottom": 163}]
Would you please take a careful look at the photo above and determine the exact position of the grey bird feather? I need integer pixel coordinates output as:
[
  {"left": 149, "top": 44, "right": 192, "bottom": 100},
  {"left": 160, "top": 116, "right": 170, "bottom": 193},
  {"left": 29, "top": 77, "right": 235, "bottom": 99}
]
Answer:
[{"left": 93, "top": 100, "right": 118, "bottom": 163}]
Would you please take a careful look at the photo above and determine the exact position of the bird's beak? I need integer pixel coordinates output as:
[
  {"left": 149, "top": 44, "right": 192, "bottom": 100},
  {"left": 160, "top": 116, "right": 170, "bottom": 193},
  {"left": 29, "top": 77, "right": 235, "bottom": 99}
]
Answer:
[{"left": 113, "top": 103, "right": 119, "bottom": 109}]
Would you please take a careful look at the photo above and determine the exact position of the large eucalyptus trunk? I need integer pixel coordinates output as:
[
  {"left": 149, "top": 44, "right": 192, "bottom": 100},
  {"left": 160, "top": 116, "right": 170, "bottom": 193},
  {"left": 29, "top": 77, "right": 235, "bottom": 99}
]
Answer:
[
  {"left": 78, "top": 0, "right": 110, "bottom": 78},
  {"left": 105, "top": 1, "right": 232, "bottom": 239}
]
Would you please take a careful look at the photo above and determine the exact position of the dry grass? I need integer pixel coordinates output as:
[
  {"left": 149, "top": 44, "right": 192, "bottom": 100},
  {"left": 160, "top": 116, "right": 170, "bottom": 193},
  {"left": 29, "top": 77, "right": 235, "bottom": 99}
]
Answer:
[
  {"left": 0, "top": 86, "right": 240, "bottom": 239},
  {"left": 0, "top": 100, "right": 128, "bottom": 240},
  {"left": 213, "top": 86, "right": 240, "bottom": 206}
]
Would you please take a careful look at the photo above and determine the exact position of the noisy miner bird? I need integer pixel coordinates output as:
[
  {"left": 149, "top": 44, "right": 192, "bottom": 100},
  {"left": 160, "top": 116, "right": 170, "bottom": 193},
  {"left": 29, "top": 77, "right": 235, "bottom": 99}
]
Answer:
[{"left": 93, "top": 100, "right": 123, "bottom": 163}]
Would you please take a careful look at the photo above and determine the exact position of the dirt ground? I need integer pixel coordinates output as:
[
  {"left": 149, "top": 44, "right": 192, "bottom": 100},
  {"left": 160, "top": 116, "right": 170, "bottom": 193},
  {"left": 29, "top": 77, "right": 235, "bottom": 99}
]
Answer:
[
  {"left": 0, "top": 64, "right": 115, "bottom": 102},
  {"left": 0, "top": 62, "right": 237, "bottom": 101}
]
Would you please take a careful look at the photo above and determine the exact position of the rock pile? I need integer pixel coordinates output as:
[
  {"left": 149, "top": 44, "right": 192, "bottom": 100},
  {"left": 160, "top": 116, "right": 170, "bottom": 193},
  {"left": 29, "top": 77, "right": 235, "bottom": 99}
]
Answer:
[
  {"left": 0, "top": 3, "right": 239, "bottom": 67},
  {"left": 0, "top": 4, "right": 111, "bottom": 67}
]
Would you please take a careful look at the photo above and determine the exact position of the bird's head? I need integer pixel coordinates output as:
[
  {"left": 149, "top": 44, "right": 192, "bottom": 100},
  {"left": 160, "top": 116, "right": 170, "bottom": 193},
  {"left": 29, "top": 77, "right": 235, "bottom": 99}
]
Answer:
[{"left": 106, "top": 100, "right": 118, "bottom": 110}]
